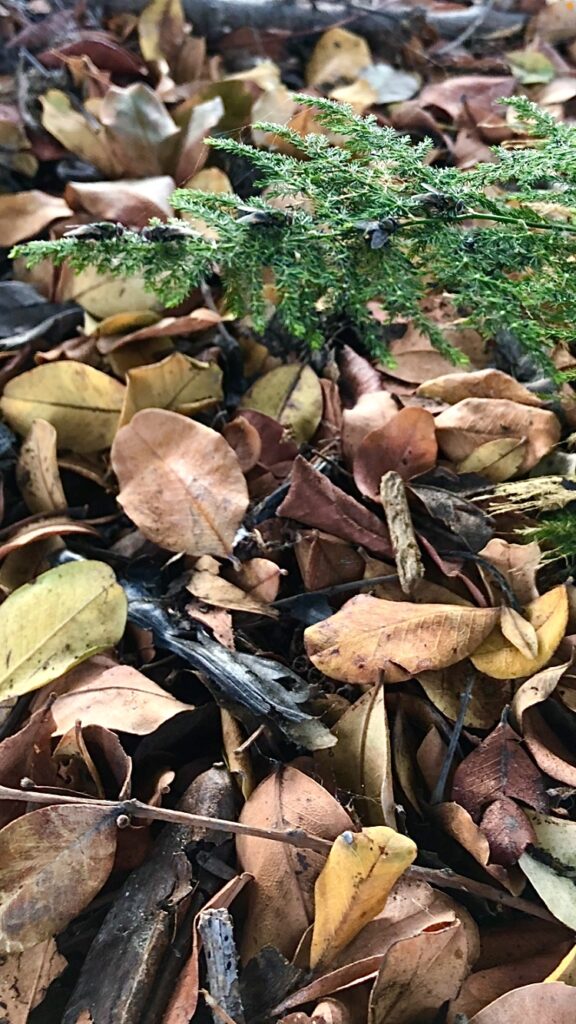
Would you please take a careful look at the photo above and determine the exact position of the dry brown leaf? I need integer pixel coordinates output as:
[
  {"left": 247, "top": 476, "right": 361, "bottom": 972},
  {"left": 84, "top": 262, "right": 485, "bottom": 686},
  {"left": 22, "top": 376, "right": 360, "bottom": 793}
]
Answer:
[
  {"left": 417, "top": 663, "right": 511, "bottom": 730},
  {"left": 0, "top": 804, "right": 118, "bottom": 952},
  {"left": 310, "top": 827, "right": 417, "bottom": 969},
  {"left": 435, "top": 803, "right": 522, "bottom": 890},
  {"left": 468, "top": 983, "right": 576, "bottom": 1023},
  {"left": 64, "top": 175, "right": 175, "bottom": 226},
  {"left": 353, "top": 408, "right": 437, "bottom": 498},
  {"left": 1, "top": 362, "right": 126, "bottom": 453},
  {"left": 417, "top": 369, "right": 543, "bottom": 407},
  {"left": 478, "top": 538, "right": 542, "bottom": 606},
  {"left": 499, "top": 605, "right": 539, "bottom": 658},
  {"left": 33, "top": 658, "right": 194, "bottom": 735},
  {"left": 0, "top": 518, "right": 97, "bottom": 562},
  {"left": 317, "top": 685, "right": 395, "bottom": 826},
  {"left": 341, "top": 392, "right": 398, "bottom": 465},
  {"left": 305, "top": 595, "right": 499, "bottom": 684},
  {"left": 111, "top": 408, "right": 249, "bottom": 556},
  {"left": 16, "top": 419, "right": 66, "bottom": 514},
  {"left": 229, "top": 558, "right": 284, "bottom": 603},
  {"left": 296, "top": 531, "right": 365, "bottom": 591},
  {"left": 449, "top": 946, "right": 572, "bottom": 1022},
  {"left": 236, "top": 767, "right": 353, "bottom": 961},
  {"left": 368, "top": 920, "right": 470, "bottom": 1024},
  {"left": 451, "top": 720, "right": 547, "bottom": 820},
  {"left": 0, "top": 190, "right": 72, "bottom": 246},
  {"left": 471, "top": 586, "right": 568, "bottom": 679},
  {"left": 240, "top": 364, "right": 323, "bottom": 445},
  {"left": 511, "top": 661, "right": 572, "bottom": 730},
  {"left": 435, "top": 399, "right": 561, "bottom": 472},
  {"left": 118, "top": 352, "right": 223, "bottom": 426},
  {"left": 222, "top": 416, "right": 262, "bottom": 473},
  {"left": 96, "top": 308, "right": 221, "bottom": 353},
  {"left": 186, "top": 567, "right": 277, "bottom": 616},
  {"left": 0, "top": 938, "right": 67, "bottom": 1023}
]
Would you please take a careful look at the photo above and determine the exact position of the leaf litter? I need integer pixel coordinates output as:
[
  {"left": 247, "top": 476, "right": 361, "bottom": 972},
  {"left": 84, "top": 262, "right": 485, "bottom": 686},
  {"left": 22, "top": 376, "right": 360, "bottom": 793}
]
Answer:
[{"left": 2, "top": 0, "right": 576, "bottom": 1021}]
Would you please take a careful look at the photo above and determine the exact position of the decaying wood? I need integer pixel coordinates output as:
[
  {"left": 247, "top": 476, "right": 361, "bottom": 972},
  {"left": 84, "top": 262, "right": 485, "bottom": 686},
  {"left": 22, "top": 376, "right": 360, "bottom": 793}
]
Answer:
[
  {"left": 199, "top": 909, "right": 245, "bottom": 1024},
  {"left": 380, "top": 471, "right": 424, "bottom": 596}
]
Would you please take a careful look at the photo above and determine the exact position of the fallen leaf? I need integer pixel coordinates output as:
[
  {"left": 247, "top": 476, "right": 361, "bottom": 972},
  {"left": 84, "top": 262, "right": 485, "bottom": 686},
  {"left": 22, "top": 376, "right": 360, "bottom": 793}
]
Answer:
[
  {"left": 186, "top": 567, "right": 277, "bottom": 616},
  {"left": 310, "top": 827, "right": 417, "bottom": 969},
  {"left": 305, "top": 594, "right": 499, "bottom": 684},
  {"left": 451, "top": 721, "right": 547, "bottom": 820},
  {"left": 499, "top": 605, "right": 538, "bottom": 658},
  {"left": 138, "top": 0, "right": 185, "bottom": 66},
  {"left": 296, "top": 531, "right": 365, "bottom": 591},
  {"left": 478, "top": 538, "right": 542, "bottom": 605},
  {"left": 341, "top": 392, "right": 398, "bottom": 465},
  {"left": 545, "top": 944, "right": 576, "bottom": 984},
  {"left": 0, "top": 938, "right": 67, "bottom": 1022},
  {"left": 0, "top": 191, "right": 72, "bottom": 247},
  {"left": 16, "top": 419, "right": 66, "bottom": 514},
  {"left": 1, "top": 362, "right": 126, "bottom": 453},
  {"left": 522, "top": 709, "right": 576, "bottom": 787},
  {"left": 479, "top": 797, "right": 536, "bottom": 867},
  {"left": 353, "top": 408, "right": 437, "bottom": 498},
  {"left": 100, "top": 83, "right": 180, "bottom": 178},
  {"left": 468, "top": 982, "right": 576, "bottom": 1023},
  {"left": 417, "top": 369, "right": 543, "bottom": 407},
  {"left": 277, "top": 458, "right": 392, "bottom": 560},
  {"left": 368, "top": 920, "right": 470, "bottom": 1024},
  {"left": 435, "top": 399, "right": 561, "bottom": 473},
  {"left": 0, "top": 561, "right": 127, "bottom": 699},
  {"left": 417, "top": 663, "right": 511, "bottom": 729},
  {"left": 0, "top": 704, "right": 56, "bottom": 828},
  {"left": 236, "top": 767, "right": 353, "bottom": 961},
  {"left": 317, "top": 685, "right": 395, "bottom": 827},
  {"left": 222, "top": 416, "right": 262, "bottom": 473},
  {"left": 450, "top": 945, "right": 572, "bottom": 1021},
  {"left": 64, "top": 176, "right": 175, "bottom": 227},
  {"left": 240, "top": 365, "right": 323, "bottom": 445},
  {"left": 118, "top": 352, "right": 223, "bottom": 426},
  {"left": 96, "top": 308, "right": 221, "bottom": 353},
  {"left": 434, "top": 803, "right": 520, "bottom": 890},
  {"left": 41, "top": 89, "right": 122, "bottom": 179},
  {"left": 519, "top": 811, "right": 576, "bottom": 928},
  {"left": 33, "top": 657, "right": 194, "bottom": 735},
  {"left": 229, "top": 558, "right": 284, "bottom": 603},
  {"left": 0, "top": 803, "right": 118, "bottom": 952},
  {"left": 457, "top": 437, "right": 527, "bottom": 483},
  {"left": 111, "top": 408, "right": 249, "bottom": 556},
  {"left": 306, "top": 28, "right": 372, "bottom": 87},
  {"left": 0, "top": 518, "right": 97, "bottom": 561},
  {"left": 511, "top": 661, "right": 571, "bottom": 730},
  {"left": 471, "top": 586, "right": 569, "bottom": 679}
]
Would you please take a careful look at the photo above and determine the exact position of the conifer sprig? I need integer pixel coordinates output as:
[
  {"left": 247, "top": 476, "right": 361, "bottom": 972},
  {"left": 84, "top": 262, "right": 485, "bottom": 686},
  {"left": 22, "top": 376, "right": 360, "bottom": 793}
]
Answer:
[{"left": 12, "top": 95, "right": 576, "bottom": 375}]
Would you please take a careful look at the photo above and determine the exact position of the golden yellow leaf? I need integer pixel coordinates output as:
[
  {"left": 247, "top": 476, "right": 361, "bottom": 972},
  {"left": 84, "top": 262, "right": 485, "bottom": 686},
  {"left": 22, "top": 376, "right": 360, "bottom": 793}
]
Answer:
[
  {"left": 310, "top": 826, "right": 417, "bottom": 969},
  {"left": 239, "top": 364, "right": 322, "bottom": 444},
  {"left": 119, "top": 352, "right": 223, "bottom": 426},
  {"left": 471, "top": 586, "right": 568, "bottom": 679},
  {"left": 1, "top": 362, "right": 126, "bottom": 453},
  {"left": 305, "top": 594, "right": 500, "bottom": 684},
  {"left": 306, "top": 28, "right": 372, "bottom": 87},
  {"left": 0, "top": 561, "right": 127, "bottom": 699}
]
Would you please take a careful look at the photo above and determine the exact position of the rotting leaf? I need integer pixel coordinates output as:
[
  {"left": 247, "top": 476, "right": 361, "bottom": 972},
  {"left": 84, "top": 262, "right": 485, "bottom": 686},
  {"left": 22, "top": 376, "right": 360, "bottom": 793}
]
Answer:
[
  {"left": 310, "top": 827, "right": 417, "bottom": 969},
  {"left": 305, "top": 594, "right": 499, "bottom": 684},
  {"left": 0, "top": 803, "right": 118, "bottom": 952},
  {"left": 451, "top": 720, "right": 547, "bottom": 820},
  {"left": 111, "top": 408, "right": 249, "bottom": 556},
  {"left": 0, "top": 561, "right": 127, "bottom": 700},
  {"left": 471, "top": 585, "right": 568, "bottom": 679},
  {"left": 1, "top": 362, "right": 126, "bottom": 453}
]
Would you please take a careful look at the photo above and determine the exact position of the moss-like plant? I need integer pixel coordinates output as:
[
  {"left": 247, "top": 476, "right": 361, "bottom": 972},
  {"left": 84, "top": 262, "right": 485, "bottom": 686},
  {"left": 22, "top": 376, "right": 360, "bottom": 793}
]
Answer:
[{"left": 12, "top": 95, "right": 576, "bottom": 377}]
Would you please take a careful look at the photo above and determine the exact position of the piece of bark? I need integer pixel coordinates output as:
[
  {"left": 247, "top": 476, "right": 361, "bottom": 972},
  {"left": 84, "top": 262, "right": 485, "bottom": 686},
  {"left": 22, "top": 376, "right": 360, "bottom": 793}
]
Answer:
[
  {"left": 380, "top": 471, "right": 424, "bottom": 596},
  {"left": 62, "top": 771, "right": 236, "bottom": 1024},
  {"left": 199, "top": 909, "right": 245, "bottom": 1024}
]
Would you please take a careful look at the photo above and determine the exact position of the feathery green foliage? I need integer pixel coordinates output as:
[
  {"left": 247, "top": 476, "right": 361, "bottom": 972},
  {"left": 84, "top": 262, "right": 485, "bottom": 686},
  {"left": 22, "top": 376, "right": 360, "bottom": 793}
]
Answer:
[{"left": 12, "top": 95, "right": 576, "bottom": 375}]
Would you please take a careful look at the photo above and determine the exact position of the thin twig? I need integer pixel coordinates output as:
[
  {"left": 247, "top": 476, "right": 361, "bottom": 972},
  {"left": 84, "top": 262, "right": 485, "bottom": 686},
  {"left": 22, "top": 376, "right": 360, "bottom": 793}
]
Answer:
[
  {"left": 430, "top": 667, "right": 475, "bottom": 805},
  {"left": 0, "top": 785, "right": 332, "bottom": 853}
]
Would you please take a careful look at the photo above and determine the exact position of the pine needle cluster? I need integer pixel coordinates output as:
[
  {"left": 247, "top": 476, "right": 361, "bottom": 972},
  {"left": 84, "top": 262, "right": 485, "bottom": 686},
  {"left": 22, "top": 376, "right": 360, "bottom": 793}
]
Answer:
[{"left": 12, "top": 95, "right": 576, "bottom": 376}]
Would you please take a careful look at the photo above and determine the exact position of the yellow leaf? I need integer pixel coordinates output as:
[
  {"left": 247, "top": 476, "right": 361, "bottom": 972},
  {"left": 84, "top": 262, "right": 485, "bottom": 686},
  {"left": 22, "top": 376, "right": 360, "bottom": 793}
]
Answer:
[
  {"left": 305, "top": 594, "right": 500, "bottom": 684},
  {"left": 310, "top": 826, "right": 417, "bottom": 969},
  {"left": 520, "top": 811, "right": 576, "bottom": 929},
  {"left": 306, "top": 28, "right": 372, "bottom": 87},
  {"left": 471, "top": 586, "right": 568, "bottom": 679},
  {"left": 240, "top": 364, "right": 322, "bottom": 445},
  {"left": 138, "top": 0, "right": 185, "bottom": 65},
  {"left": 1, "top": 362, "right": 126, "bottom": 453},
  {"left": 40, "top": 91, "right": 121, "bottom": 179},
  {"left": 0, "top": 561, "right": 127, "bottom": 699},
  {"left": 546, "top": 944, "right": 576, "bottom": 984},
  {"left": 119, "top": 352, "right": 223, "bottom": 426},
  {"left": 457, "top": 437, "right": 526, "bottom": 483}
]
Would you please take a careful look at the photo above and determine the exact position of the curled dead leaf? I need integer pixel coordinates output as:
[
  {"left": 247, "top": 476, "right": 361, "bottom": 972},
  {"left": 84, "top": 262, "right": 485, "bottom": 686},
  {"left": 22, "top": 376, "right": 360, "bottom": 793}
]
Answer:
[{"left": 471, "top": 586, "right": 568, "bottom": 679}]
